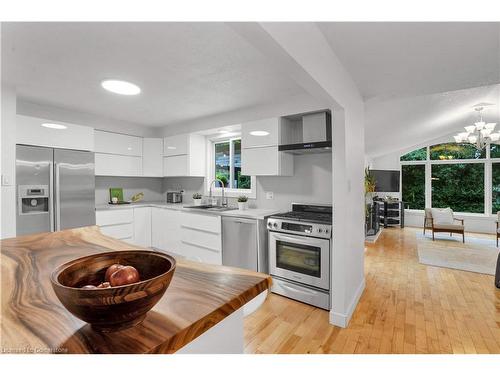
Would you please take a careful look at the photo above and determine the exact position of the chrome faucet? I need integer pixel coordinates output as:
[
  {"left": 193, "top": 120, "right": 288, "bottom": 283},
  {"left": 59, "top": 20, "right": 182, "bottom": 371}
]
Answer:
[{"left": 209, "top": 178, "right": 227, "bottom": 207}]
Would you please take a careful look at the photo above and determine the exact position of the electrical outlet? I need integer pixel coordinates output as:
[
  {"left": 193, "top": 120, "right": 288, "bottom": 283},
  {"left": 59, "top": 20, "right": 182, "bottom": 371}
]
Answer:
[{"left": 266, "top": 191, "right": 274, "bottom": 200}]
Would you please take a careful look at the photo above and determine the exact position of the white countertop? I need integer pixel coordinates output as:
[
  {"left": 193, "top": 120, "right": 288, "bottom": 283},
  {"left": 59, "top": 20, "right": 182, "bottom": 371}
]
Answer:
[{"left": 95, "top": 201, "right": 281, "bottom": 220}]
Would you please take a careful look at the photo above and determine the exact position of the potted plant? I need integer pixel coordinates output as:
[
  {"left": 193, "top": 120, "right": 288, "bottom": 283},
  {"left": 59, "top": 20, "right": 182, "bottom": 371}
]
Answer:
[
  {"left": 192, "top": 193, "right": 203, "bottom": 206},
  {"left": 237, "top": 195, "right": 248, "bottom": 210}
]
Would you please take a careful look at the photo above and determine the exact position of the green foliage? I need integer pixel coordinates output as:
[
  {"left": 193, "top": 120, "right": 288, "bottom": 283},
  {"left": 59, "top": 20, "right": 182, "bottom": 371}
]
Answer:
[
  {"left": 237, "top": 195, "right": 248, "bottom": 202},
  {"left": 192, "top": 193, "right": 202, "bottom": 199},
  {"left": 236, "top": 171, "right": 251, "bottom": 189},
  {"left": 429, "top": 143, "right": 485, "bottom": 160},
  {"left": 215, "top": 173, "right": 229, "bottom": 187},
  {"left": 491, "top": 144, "right": 500, "bottom": 159},
  {"left": 400, "top": 147, "right": 427, "bottom": 161},
  {"left": 431, "top": 163, "right": 484, "bottom": 213},
  {"left": 402, "top": 165, "right": 425, "bottom": 209},
  {"left": 364, "top": 167, "right": 376, "bottom": 194}
]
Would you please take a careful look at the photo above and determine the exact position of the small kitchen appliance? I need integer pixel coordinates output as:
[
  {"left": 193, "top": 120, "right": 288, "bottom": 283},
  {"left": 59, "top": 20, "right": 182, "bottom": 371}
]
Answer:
[
  {"left": 166, "top": 191, "right": 183, "bottom": 203},
  {"left": 267, "top": 203, "right": 332, "bottom": 309}
]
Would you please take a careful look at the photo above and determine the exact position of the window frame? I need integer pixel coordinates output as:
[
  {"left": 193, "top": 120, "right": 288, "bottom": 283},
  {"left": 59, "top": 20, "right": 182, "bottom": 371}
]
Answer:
[
  {"left": 206, "top": 136, "right": 256, "bottom": 199},
  {"left": 400, "top": 143, "right": 496, "bottom": 216}
]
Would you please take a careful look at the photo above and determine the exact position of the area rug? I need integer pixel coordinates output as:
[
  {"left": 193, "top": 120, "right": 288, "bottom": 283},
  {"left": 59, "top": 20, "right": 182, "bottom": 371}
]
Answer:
[{"left": 416, "top": 233, "right": 499, "bottom": 275}]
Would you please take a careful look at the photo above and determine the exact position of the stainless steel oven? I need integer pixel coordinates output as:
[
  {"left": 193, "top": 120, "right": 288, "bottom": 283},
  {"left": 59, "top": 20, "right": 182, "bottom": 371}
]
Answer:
[{"left": 269, "top": 231, "right": 330, "bottom": 290}]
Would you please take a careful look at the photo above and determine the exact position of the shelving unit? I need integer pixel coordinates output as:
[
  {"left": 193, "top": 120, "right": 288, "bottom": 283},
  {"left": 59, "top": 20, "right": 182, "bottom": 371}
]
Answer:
[{"left": 374, "top": 200, "right": 405, "bottom": 228}]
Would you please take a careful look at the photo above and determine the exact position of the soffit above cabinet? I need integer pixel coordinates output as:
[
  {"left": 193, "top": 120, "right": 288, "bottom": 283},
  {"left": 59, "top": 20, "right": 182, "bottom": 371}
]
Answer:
[{"left": 16, "top": 115, "right": 94, "bottom": 152}]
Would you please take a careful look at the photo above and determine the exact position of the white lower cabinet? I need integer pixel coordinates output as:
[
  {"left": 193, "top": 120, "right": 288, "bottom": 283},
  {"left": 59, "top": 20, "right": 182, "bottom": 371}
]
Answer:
[
  {"left": 179, "top": 212, "right": 222, "bottom": 265},
  {"left": 98, "top": 207, "right": 222, "bottom": 265},
  {"left": 133, "top": 207, "right": 152, "bottom": 248},
  {"left": 96, "top": 207, "right": 151, "bottom": 247},
  {"left": 96, "top": 209, "right": 134, "bottom": 241}
]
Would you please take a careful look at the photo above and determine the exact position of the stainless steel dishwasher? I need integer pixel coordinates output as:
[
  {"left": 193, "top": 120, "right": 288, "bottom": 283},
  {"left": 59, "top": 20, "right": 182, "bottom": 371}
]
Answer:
[{"left": 222, "top": 216, "right": 267, "bottom": 272}]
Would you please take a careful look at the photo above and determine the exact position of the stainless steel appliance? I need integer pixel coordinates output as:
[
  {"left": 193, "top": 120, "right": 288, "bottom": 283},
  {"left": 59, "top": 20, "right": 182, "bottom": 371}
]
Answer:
[
  {"left": 279, "top": 111, "right": 332, "bottom": 154},
  {"left": 16, "top": 145, "right": 95, "bottom": 236},
  {"left": 267, "top": 203, "right": 332, "bottom": 309},
  {"left": 166, "top": 191, "right": 183, "bottom": 203},
  {"left": 222, "top": 216, "right": 268, "bottom": 273}
]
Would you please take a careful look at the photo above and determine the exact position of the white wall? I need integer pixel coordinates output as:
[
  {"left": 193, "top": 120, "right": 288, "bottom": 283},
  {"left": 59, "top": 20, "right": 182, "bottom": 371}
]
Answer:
[
  {"left": 1, "top": 84, "right": 17, "bottom": 238},
  {"left": 17, "top": 100, "right": 161, "bottom": 138},
  {"left": 164, "top": 152, "right": 332, "bottom": 211},
  {"left": 160, "top": 92, "right": 326, "bottom": 137},
  {"left": 95, "top": 176, "right": 164, "bottom": 206},
  {"left": 372, "top": 133, "right": 498, "bottom": 234},
  {"left": 256, "top": 23, "right": 366, "bottom": 328}
]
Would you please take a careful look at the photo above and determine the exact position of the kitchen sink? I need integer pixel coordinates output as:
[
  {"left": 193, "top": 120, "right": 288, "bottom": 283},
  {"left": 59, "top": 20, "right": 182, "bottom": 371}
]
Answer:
[{"left": 183, "top": 205, "right": 238, "bottom": 212}]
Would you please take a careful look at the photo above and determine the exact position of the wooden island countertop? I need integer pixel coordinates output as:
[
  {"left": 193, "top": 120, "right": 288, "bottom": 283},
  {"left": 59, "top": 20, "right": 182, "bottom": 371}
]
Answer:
[{"left": 0, "top": 226, "right": 271, "bottom": 354}]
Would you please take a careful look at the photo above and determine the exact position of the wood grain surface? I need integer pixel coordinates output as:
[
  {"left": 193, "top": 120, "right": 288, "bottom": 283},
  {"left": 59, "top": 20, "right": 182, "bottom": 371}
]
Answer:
[
  {"left": 1, "top": 226, "right": 271, "bottom": 354},
  {"left": 244, "top": 228, "right": 500, "bottom": 354}
]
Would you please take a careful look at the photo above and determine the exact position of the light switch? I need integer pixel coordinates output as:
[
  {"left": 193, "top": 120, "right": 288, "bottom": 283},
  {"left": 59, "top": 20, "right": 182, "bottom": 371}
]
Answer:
[
  {"left": 1, "top": 174, "right": 11, "bottom": 186},
  {"left": 266, "top": 191, "right": 274, "bottom": 200}
]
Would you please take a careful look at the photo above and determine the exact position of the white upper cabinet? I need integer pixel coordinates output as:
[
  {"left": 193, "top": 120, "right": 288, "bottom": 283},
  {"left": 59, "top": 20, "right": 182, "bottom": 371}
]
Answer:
[
  {"left": 163, "top": 134, "right": 190, "bottom": 156},
  {"left": 94, "top": 130, "right": 143, "bottom": 176},
  {"left": 16, "top": 115, "right": 94, "bottom": 151},
  {"left": 241, "top": 118, "right": 280, "bottom": 148},
  {"left": 163, "top": 133, "right": 205, "bottom": 177},
  {"left": 142, "top": 138, "right": 163, "bottom": 177},
  {"left": 95, "top": 153, "right": 142, "bottom": 176},
  {"left": 241, "top": 117, "right": 293, "bottom": 176},
  {"left": 94, "top": 130, "right": 142, "bottom": 156}
]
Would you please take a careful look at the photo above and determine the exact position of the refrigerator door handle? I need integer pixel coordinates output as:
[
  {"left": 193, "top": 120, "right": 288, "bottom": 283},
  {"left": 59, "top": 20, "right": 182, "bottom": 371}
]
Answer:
[
  {"left": 55, "top": 163, "right": 61, "bottom": 231},
  {"left": 49, "top": 162, "right": 55, "bottom": 232}
]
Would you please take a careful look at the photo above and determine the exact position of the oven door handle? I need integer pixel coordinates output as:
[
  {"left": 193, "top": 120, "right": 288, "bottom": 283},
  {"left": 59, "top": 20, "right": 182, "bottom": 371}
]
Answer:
[{"left": 271, "top": 232, "right": 326, "bottom": 246}]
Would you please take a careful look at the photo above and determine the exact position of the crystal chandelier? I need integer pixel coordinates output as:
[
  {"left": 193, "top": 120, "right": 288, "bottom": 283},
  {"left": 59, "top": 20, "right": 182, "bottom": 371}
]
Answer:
[{"left": 454, "top": 105, "right": 498, "bottom": 150}]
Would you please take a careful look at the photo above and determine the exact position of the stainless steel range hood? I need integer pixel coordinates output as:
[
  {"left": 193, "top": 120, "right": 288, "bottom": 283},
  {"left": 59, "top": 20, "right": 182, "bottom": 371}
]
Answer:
[{"left": 279, "top": 111, "right": 332, "bottom": 154}]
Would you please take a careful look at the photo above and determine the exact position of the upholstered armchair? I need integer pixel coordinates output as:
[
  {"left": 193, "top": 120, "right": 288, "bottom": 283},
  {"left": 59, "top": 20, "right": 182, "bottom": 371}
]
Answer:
[{"left": 423, "top": 208, "right": 465, "bottom": 242}]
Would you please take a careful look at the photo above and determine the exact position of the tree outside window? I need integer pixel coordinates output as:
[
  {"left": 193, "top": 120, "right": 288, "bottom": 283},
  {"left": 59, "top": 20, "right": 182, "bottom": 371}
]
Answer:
[{"left": 214, "top": 138, "right": 251, "bottom": 190}]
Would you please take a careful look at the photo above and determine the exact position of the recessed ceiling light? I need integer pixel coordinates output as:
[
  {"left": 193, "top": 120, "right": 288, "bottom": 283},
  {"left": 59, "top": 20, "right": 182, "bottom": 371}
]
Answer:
[
  {"left": 41, "top": 123, "right": 67, "bottom": 130},
  {"left": 249, "top": 131, "right": 270, "bottom": 136},
  {"left": 218, "top": 129, "right": 231, "bottom": 134},
  {"left": 101, "top": 80, "right": 141, "bottom": 96}
]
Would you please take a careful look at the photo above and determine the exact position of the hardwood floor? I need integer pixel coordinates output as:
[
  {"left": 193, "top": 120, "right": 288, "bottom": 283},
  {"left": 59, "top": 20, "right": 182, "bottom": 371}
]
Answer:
[{"left": 243, "top": 227, "right": 500, "bottom": 353}]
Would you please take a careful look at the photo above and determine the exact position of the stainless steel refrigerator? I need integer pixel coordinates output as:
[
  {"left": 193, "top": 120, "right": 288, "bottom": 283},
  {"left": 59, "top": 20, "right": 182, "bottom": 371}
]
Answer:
[{"left": 16, "top": 145, "right": 96, "bottom": 236}]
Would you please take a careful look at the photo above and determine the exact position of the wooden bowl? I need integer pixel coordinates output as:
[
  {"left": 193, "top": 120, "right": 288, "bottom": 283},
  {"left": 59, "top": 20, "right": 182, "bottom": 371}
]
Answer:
[{"left": 51, "top": 250, "right": 176, "bottom": 332}]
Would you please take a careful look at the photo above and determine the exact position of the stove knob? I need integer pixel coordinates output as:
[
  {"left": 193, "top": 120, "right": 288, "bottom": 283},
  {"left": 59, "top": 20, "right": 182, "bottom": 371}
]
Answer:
[
  {"left": 325, "top": 229, "right": 329, "bottom": 234},
  {"left": 318, "top": 228, "right": 323, "bottom": 233},
  {"left": 267, "top": 222, "right": 272, "bottom": 228},
  {"left": 273, "top": 223, "right": 278, "bottom": 229}
]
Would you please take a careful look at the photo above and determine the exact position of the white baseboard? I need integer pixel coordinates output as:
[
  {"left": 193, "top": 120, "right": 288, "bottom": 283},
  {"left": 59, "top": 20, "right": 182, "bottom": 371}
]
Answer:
[
  {"left": 365, "top": 228, "right": 383, "bottom": 243},
  {"left": 329, "top": 278, "right": 365, "bottom": 328}
]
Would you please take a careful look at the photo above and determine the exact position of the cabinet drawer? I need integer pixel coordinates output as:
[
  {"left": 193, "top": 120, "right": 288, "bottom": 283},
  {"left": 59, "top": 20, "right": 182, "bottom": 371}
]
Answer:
[
  {"left": 100, "top": 223, "right": 134, "bottom": 240},
  {"left": 96, "top": 209, "right": 133, "bottom": 226},
  {"left": 95, "top": 153, "right": 142, "bottom": 176},
  {"left": 163, "top": 134, "right": 189, "bottom": 156},
  {"left": 181, "top": 227, "right": 221, "bottom": 252},
  {"left": 94, "top": 130, "right": 142, "bottom": 156},
  {"left": 180, "top": 212, "right": 221, "bottom": 233},
  {"left": 180, "top": 241, "right": 222, "bottom": 265}
]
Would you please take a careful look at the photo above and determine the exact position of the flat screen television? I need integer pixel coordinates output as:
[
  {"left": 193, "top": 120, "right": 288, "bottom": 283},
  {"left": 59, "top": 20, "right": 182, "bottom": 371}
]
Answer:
[{"left": 370, "top": 169, "right": 400, "bottom": 192}]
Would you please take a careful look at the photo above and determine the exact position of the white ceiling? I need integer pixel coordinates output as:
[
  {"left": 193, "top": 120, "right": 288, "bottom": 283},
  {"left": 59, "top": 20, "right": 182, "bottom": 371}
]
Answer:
[
  {"left": 319, "top": 22, "right": 500, "bottom": 100},
  {"left": 365, "top": 84, "right": 500, "bottom": 158},
  {"left": 1, "top": 22, "right": 306, "bottom": 127}
]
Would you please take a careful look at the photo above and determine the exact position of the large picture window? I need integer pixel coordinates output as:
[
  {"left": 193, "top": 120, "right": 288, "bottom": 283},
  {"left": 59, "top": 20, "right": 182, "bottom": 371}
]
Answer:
[
  {"left": 492, "top": 163, "right": 500, "bottom": 214},
  {"left": 401, "top": 165, "right": 425, "bottom": 210},
  {"left": 213, "top": 138, "right": 251, "bottom": 190},
  {"left": 400, "top": 142, "right": 496, "bottom": 215},
  {"left": 431, "top": 163, "right": 484, "bottom": 213}
]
